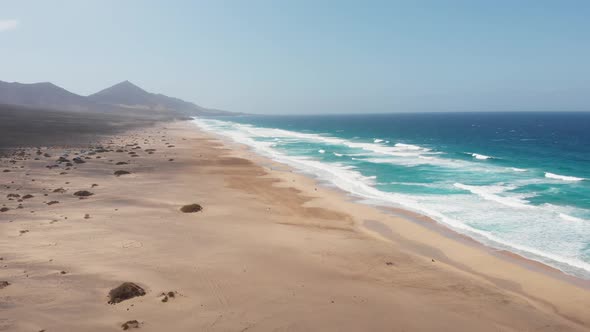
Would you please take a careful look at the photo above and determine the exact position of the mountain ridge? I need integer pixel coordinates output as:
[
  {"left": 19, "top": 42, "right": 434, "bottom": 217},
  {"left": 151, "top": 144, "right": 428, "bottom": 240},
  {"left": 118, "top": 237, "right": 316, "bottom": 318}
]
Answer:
[{"left": 0, "top": 79, "right": 238, "bottom": 116}]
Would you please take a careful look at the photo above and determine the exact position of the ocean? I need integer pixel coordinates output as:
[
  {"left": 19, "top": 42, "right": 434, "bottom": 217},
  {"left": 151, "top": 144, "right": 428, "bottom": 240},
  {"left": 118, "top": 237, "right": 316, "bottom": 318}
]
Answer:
[{"left": 193, "top": 112, "right": 590, "bottom": 279}]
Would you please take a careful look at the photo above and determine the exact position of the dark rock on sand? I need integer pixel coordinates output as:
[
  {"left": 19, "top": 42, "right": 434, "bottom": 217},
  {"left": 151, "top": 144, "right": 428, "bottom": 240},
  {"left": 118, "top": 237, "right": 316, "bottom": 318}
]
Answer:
[
  {"left": 0, "top": 281, "right": 10, "bottom": 289},
  {"left": 0, "top": 207, "right": 9, "bottom": 212},
  {"left": 6, "top": 193, "right": 20, "bottom": 198},
  {"left": 116, "top": 162, "right": 128, "bottom": 165},
  {"left": 180, "top": 204, "right": 203, "bottom": 213},
  {"left": 47, "top": 201, "right": 59, "bottom": 205},
  {"left": 22, "top": 194, "right": 34, "bottom": 199},
  {"left": 121, "top": 320, "right": 140, "bottom": 330},
  {"left": 114, "top": 170, "right": 131, "bottom": 176},
  {"left": 74, "top": 190, "right": 94, "bottom": 197},
  {"left": 108, "top": 282, "right": 146, "bottom": 304},
  {"left": 73, "top": 157, "right": 86, "bottom": 164},
  {"left": 53, "top": 187, "right": 67, "bottom": 193}
]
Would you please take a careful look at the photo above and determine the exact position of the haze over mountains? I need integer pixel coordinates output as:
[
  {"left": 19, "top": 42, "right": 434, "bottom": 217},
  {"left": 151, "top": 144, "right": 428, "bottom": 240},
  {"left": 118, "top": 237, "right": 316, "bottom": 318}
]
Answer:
[{"left": 0, "top": 79, "right": 238, "bottom": 117}]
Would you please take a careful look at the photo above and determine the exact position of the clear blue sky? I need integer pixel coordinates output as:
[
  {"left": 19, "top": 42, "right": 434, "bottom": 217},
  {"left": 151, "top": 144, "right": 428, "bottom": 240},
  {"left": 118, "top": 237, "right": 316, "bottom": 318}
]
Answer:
[{"left": 1, "top": 0, "right": 589, "bottom": 114}]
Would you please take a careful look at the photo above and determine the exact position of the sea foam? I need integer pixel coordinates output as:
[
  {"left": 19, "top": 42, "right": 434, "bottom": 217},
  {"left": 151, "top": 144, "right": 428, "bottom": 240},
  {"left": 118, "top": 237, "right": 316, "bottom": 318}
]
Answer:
[{"left": 545, "top": 172, "right": 584, "bottom": 182}]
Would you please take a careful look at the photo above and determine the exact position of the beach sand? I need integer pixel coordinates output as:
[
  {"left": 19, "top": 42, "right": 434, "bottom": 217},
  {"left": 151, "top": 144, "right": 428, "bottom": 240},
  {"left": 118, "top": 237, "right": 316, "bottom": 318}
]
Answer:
[{"left": 1, "top": 120, "right": 589, "bottom": 331}]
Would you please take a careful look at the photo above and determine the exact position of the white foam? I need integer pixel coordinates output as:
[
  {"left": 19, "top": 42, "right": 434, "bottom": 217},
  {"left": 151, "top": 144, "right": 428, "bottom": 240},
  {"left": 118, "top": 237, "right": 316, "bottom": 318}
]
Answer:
[
  {"left": 545, "top": 172, "right": 584, "bottom": 182},
  {"left": 333, "top": 152, "right": 343, "bottom": 157},
  {"left": 510, "top": 167, "right": 527, "bottom": 172},
  {"left": 373, "top": 138, "right": 384, "bottom": 143},
  {"left": 472, "top": 153, "right": 492, "bottom": 160},
  {"left": 394, "top": 143, "right": 424, "bottom": 151},
  {"left": 559, "top": 213, "right": 586, "bottom": 222},
  {"left": 318, "top": 149, "right": 325, "bottom": 154},
  {"left": 453, "top": 183, "right": 531, "bottom": 209}
]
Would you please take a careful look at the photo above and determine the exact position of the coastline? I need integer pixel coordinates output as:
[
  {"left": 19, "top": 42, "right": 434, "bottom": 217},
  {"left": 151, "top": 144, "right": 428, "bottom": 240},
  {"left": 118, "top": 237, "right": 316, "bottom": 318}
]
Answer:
[
  {"left": 1, "top": 120, "right": 589, "bottom": 331},
  {"left": 191, "top": 121, "right": 590, "bottom": 323},
  {"left": 198, "top": 118, "right": 590, "bottom": 286}
]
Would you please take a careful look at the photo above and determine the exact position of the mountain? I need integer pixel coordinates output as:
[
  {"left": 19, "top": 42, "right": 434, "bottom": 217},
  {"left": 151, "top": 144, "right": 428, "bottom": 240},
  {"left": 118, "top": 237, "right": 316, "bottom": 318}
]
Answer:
[
  {"left": 88, "top": 80, "right": 228, "bottom": 116},
  {"left": 0, "top": 81, "right": 94, "bottom": 112},
  {"left": 0, "top": 79, "right": 238, "bottom": 116}
]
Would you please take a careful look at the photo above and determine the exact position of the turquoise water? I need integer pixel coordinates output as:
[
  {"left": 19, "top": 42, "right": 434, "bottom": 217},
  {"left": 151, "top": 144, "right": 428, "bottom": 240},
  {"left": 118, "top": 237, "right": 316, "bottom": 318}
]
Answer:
[{"left": 193, "top": 112, "right": 590, "bottom": 279}]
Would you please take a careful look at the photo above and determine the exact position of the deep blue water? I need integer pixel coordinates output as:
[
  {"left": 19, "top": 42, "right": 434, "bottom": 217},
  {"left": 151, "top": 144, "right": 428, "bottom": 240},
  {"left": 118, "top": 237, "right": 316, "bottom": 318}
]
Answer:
[{"left": 194, "top": 112, "right": 590, "bottom": 278}]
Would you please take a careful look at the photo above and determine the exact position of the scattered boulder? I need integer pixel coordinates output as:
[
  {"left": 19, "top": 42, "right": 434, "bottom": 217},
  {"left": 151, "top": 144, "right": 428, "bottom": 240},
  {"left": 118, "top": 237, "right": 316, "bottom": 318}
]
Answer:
[
  {"left": 0, "top": 281, "right": 10, "bottom": 289},
  {"left": 6, "top": 194, "right": 20, "bottom": 199},
  {"left": 121, "top": 320, "right": 140, "bottom": 330},
  {"left": 116, "top": 162, "right": 128, "bottom": 165},
  {"left": 74, "top": 190, "right": 94, "bottom": 197},
  {"left": 73, "top": 157, "right": 86, "bottom": 164},
  {"left": 114, "top": 170, "right": 131, "bottom": 176},
  {"left": 46, "top": 201, "right": 59, "bottom": 205},
  {"left": 180, "top": 204, "right": 203, "bottom": 213},
  {"left": 160, "top": 291, "right": 177, "bottom": 303},
  {"left": 22, "top": 194, "right": 34, "bottom": 200},
  {"left": 108, "top": 282, "right": 146, "bottom": 304},
  {"left": 53, "top": 188, "right": 67, "bottom": 193},
  {"left": 0, "top": 207, "right": 9, "bottom": 213}
]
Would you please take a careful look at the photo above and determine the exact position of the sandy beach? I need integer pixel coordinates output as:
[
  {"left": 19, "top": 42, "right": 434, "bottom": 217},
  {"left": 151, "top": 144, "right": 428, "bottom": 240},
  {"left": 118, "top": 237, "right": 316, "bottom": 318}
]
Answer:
[{"left": 1, "top": 120, "right": 590, "bottom": 332}]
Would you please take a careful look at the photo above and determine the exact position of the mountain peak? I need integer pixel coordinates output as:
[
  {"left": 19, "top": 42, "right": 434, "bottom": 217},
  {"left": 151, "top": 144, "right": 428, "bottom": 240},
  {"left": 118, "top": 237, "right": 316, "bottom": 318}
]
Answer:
[{"left": 107, "top": 80, "right": 147, "bottom": 93}]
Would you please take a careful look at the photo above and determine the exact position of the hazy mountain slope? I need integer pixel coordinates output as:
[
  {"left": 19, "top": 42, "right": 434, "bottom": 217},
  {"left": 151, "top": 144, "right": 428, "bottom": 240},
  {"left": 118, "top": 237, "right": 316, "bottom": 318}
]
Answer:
[
  {"left": 0, "top": 80, "right": 93, "bottom": 112},
  {"left": 89, "top": 80, "right": 238, "bottom": 116},
  {"left": 0, "top": 79, "right": 239, "bottom": 116}
]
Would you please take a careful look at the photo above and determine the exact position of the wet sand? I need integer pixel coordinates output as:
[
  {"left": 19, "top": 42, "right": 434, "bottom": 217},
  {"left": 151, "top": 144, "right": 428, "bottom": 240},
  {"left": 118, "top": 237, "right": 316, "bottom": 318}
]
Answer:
[{"left": 1, "top": 120, "right": 589, "bottom": 331}]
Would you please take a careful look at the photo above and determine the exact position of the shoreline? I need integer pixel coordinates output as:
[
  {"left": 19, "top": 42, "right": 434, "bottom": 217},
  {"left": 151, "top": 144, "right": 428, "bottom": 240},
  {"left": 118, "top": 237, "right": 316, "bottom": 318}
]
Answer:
[
  {"left": 2, "top": 120, "right": 590, "bottom": 331},
  {"left": 193, "top": 119, "right": 590, "bottom": 286}
]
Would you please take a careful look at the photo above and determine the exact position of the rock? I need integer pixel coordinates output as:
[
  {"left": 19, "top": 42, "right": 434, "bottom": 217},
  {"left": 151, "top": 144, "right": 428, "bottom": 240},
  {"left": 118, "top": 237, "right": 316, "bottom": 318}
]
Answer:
[
  {"left": 108, "top": 282, "right": 146, "bottom": 304},
  {"left": 114, "top": 170, "right": 131, "bottom": 176},
  {"left": 73, "top": 157, "right": 86, "bottom": 164},
  {"left": 46, "top": 201, "right": 59, "bottom": 205},
  {"left": 22, "top": 194, "right": 34, "bottom": 199},
  {"left": 121, "top": 320, "right": 140, "bottom": 330},
  {"left": 0, "top": 281, "right": 10, "bottom": 289},
  {"left": 0, "top": 207, "right": 9, "bottom": 212},
  {"left": 180, "top": 204, "right": 203, "bottom": 213},
  {"left": 74, "top": 190, "right": 94, "bottom": 197},
  {"left": 53, "top": 187, "right": 67, "bottom": 193}
]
